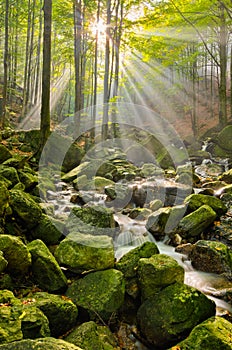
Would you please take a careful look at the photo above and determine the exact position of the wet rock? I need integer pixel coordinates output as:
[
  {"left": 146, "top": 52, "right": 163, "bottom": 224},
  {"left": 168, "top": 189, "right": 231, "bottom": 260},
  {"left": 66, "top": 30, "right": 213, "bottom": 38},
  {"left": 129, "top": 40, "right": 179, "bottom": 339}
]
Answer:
[
  {"left": 116, "top": 242, "right": 159, "bottom": 298},
  {"left": 137, "top": 282, "right": 216, "bottom": 349},
  {"left": 184, "top": 193, "right": 227, "bottom": 216},
  {"left": 62, "top": 161, "right": 97, "bottom": 182},
  {"left": 24, "top": 292, "right": 78, "bottom": 337},
  {"left": 172, "top": 316, "right": 232, "bottom": 350},
  {"left": 64, "top": 321, "right": 119, "bottom": 350},
  {"left": 175, "top": 243, "right": 193, "bottom": 256},
  {"left": 0, "top": 144, "right": 12, "bottom": 164},
  {"left": 140, "top": 163, "right": 164, "bottom": 178},
  {"left": 189, "top": 240, "right": 232, "bottom": 276},
  {"left": 219, "top": 169, "right": 232, "bottom": 184},
  {"left": 176, "top": 205, "right": 217, "bottom": 239},
  {"left": 128, "top": 208, "right": 152, "bottom": 220},
  {"left": 27, "top": 239, "right": 67, "bottom": 292},
  {"left": 0, "top": 337, "right": 83, "bottom": 350},
  {"left": 66, "top": 269, "right": 125, "bottom": 321},
  {"left": 73, "top": 176, "right": 114, "bottom": 192},
  {"left": 138, "top": 254, "right": 185, "bottom": 301},
  {"left": 0, "top": 235, "right": 31, "bottom": 276},
  {"left": 105, "top": 183, "right": 133, "bottom": 208},
  {"left": 9, "top": 189, "right": 42, "bottom": 229},
  {"left": 66, "top": 205, "right": 116, "bottom": 236},
  {"left": 149, "top": 199, "right": 163, "bottom": 211},
  {"left": 55, "top": 232, "right": 115, "bottom": 273},
  {"left": 29, "top": 214, "right": 64, "bottom": 245},
  {"left": 0, "top": 166, "right": 20, "bottom": 187}
]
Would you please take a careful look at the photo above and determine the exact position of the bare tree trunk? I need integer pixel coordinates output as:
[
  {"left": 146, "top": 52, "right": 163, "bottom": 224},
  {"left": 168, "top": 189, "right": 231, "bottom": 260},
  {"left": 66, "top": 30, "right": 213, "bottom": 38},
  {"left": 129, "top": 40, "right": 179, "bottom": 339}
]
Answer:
[{"left": 34, "top": 0, "right": 43, "bottom": 105}]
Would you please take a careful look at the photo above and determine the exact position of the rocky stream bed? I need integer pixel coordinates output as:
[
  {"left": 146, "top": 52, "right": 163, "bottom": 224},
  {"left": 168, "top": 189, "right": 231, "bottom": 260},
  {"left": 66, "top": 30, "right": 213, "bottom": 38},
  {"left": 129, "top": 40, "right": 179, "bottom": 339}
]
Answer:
[{"left": 0, "top": 125, "right": 232, "bottom": 349}]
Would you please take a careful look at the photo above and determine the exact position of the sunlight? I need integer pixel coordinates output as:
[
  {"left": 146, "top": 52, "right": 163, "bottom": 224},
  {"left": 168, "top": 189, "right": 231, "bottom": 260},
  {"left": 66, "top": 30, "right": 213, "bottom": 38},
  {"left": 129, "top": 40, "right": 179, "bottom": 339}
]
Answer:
[{"left": 90, "top": 18, "right": 106, "bottom": 37}]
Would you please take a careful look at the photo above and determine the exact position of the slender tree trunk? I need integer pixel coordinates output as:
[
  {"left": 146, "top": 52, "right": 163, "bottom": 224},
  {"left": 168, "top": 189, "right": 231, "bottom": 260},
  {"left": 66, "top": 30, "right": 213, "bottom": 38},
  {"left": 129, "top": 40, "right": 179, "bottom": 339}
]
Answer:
[
  {"left": 102, "top": 0, "right": 111, "bottom": 140},
  {"left": 1, "top": 0, "right": 9, "bottom": 128},
  {"left": 39, "top": 0, "right": 52, "bottom": 150},
  {"left": 218, "top": 3, "right": 228, "bottom": 127},
  {"left": 73, "top": 0, "right": 82, "bottom": 138},
  {"left": 34, "top": 0, "right": 43, "bottom": 105}
]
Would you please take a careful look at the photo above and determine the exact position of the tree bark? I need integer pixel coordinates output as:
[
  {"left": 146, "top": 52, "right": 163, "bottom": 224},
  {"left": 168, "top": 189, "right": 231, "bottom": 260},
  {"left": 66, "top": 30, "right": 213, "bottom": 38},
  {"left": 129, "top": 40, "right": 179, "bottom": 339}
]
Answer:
[{"left": 1, "top": 0, "right": 9, "bottom": 128}]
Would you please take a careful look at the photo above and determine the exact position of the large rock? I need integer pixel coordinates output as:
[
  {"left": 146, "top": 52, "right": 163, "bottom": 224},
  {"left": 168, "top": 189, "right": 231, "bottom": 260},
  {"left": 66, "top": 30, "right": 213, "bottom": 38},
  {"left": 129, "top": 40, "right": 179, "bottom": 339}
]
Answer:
[
  {"left": 23, "top": 292, "right": 78, "bottom": 337},
  {"left": 18, "top": 170, "right": 38, "bottom": 191},
  {"left": 9, "top": 189, "right": 42, "bottom": 229},
  {"left": 184, "top": 194, "right": 227, "bottom": 216},
  {"left": 116, "top": 242, "right": 159, "bottom": 298},
  {"left": 66, "top": 205, "right": 116, "bottom": 236},
  {"left": 137, "top": 282, "right": 216, "bottom": 349},
  {"left": 0, "top": 305, "right": 22, "bottom": 344},
  {"left": 12, "top": 305, "right": 50, "bottom": 339},
  {"left": 27, "top": 239, "right": 67, "bottom": 292},
  {"left": 0, "top": 144, "right": 12, "bottom": 164},
  {"left": 173, "top": 316, "right": 232, "bottom": 350},
  {"left": 0, "top": 166, "right": 20, "bottom": 187},
  {"left": 138, "top": 254, "right": 185, "bottom": 301},
  {"left": 0, "top": 182, "right": 9, "bottom": 217},
  {"left": 217, "top": 125, "right": 232, "bottom": 151},
  {"left": 0, "top": 251, "right": 7, "bottom": 273},
  {"left": 0, "top": 338, "right": 83, "bottom": 350},
  {"left": 55, "top": 232, "right": 115, "bottom": 273},
  {"left": 0, "top": 235, "right": 31, "bottom": 276},
  {"left": 29, "top": 214, "right": 64, "bottom": 245},
  {"left": 61, "top": 161, "right": 94, "bottom": 182},
  {"left": 66, "top": 269, "right": 125, "bottom": 321},
  {"left": 64, "top": 321, "right": 119, "bottom": 350},
  {"left": 176, "top": 205, "right": 217, "bottom": 239},
  {"left": 219, "top": 169, "right": 232, "bottom": 184},
  {"left": 189, "top": 240, "right": 232, "bottom": 276}
]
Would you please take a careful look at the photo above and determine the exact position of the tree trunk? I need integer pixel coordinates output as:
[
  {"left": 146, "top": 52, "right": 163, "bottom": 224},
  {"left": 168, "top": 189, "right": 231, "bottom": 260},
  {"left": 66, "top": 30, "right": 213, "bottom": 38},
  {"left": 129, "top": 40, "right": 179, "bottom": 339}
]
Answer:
[
  {"left": 39, "top": 0, "right": 52, "bottom": 150},
  {"left": 1, "top": 0, "right": 9, "bottom": 128},
  {"left": 102, "top": 0, "right": 111, "bottom": 140}
]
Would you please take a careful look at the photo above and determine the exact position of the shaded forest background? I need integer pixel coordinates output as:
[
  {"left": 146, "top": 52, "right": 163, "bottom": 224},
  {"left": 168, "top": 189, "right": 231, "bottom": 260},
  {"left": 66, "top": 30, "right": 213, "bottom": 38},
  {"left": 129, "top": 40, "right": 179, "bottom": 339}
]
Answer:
[{"left": 0, "top": 0, "right": 232, "bottom": 142}]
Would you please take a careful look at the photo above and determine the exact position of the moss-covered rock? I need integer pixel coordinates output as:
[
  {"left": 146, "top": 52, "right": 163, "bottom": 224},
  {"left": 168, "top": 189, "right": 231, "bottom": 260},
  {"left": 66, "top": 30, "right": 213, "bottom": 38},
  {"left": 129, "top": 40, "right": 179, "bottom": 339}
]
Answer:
[
  {"left": 0, "top": 251, "right": 7, "bottom": 273},
  {"left": 0, "top": 337, "right": 83, "bottom": 350},
  {"left": 140, "top": 163, "right": 164, "bottom": 178},
  {"left": 18, "top": 170, "right": 38, "bottom": 191},
  {"left": 149, "top": 199, "right": 163, "bottom": 211},
  {"left": 61, "top": 161, "right": 94, "bottom": 182},
  {"left": 27, "top": 239, "right": 67, "bottom": 292},
  {"left": 0, "top": 290, "right": 21, "bottom": 306},
  {"left": 219, "top": 169, "right": 232, "bottom": 184},
  {"left": 66, "top": 269, "right": 125, "bottom": 321},
  {"left": 217, "top": 125, "right": 232, "bottom": 151},
  {"left": 55, "top": 232, "right": 115, "bottom": 273},
  {"left": 0, "top": 144, "right": 12, "bottom": 164},
  {"left": 176, "top": 205, "right": 217, "bottom": 238},
  {"left": 172, "top": 316, "right": 232, "bottom": 350},
  {"left": 9, "top": 189, "right": 42, "bottom": 229},
  {"left": 189, "top": 240, "right": 232, "bottom": 276},
  {"left": 0, "top": 182, "right": 9, "bottom": 217},
  {"left": 66, "top": 205, "right": 116, "bottom": 236},
  {"left": 0, "top": 167, "right": 20, "bottom": 187},
  {"left": 128, "top": 208, "right": 152, "bottom": 220},
  {"left": 0, "top": 235, "right": 31, "bottom": 276},
  {"left": 184, "top": 194, "right": 227, "bottom": 216},
  {"left": 12, "top": 305, "right": 50, "bottom": 339},
  {"left": 138, "top": 254, "right": 185, "bottom": 301},
  {"left": 64, "top": 321, "right": 119, "bottom": 350},
  {"left": 0, "top": 305, "right": 23, "bottom": 344},
  {"left": 29, "top": 214, "right": 64, "bottom": 245},
  {"left": 116, "top": 242, "right": 159, "bottom": 299},
  {"left": 23, "top": 292, "right": 78, "bottom": 337},
  {"left": 137, "top": 282, "right": 216, "bottom": 349}
]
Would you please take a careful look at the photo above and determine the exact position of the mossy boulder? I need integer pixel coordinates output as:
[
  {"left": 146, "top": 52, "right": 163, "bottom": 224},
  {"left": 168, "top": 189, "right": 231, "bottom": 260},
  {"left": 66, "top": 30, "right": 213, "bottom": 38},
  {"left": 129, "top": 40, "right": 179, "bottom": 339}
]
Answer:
[
  {"left": 66, "top": 269, "right": 125, "bottom": 321},
  {"left": 217, "top": 125, "right": 232, "bottom": 151},
  {"left": 55, "top": 232, "right": 115, "bottom": 273},
  {"left": 0, "top": 167, "right": 20, "bottom": 187},
  {"left": 219, "top": 169, "right": 232, "bottom": 184},
  {"left": 138, "top": 254, "right": 185, "bottom": 301},
  {"left": 0, "top": 290, "right": 21, "bottom": 306},
  {"left": 0, "top": 182, "right": 9, "bottom": 217},
  {"left": 176, "top": 205, "right": 217, "bottom": 238},
  {"left": 66, "top": 205, "right": 116, "bottom": 236},
  {"left": 64, "top": 321, "right": 119, "bottom": 350},
  {"left": 116, "top": 242, "right": 159, "bottom": 299},
  {"left": 0, "top": 338, "right": 83, "bottom": 350},
  {"left": 140, "top": 163, "right": 164, "bottom": 178},
  {"left": 0, "top": 305, "right": 22, "bottom": 344},
  {"left": 0, "top": 251, "right": 7, "bottom": 273},
  {"left": 0, "top": 235, "right": 31, "bottom": 276},
  {"left": 18, "top": 170, "right": 38, "bottom": 191},
  {"left": 137, "top": 282, "right": 216, "bottom": 349},
  {"left": 9, "top": 189, "right": 42, "bottom": 229},
  {"left": 12, "top": 305, "right": 50, "bottom": 339},
  {"left": 27, "top": 239, "right": 67, "bottom": 292},
  {"left": 23, "top": 292, "right": 78, "bottom": 337},
  {"left": 0, "top": 144, "right": 12, "bottom": 164},
  {"left": 73, "top": 176, "right": 114, "bottom": 192},
  {"left": 184, "top": 194, "right": 227, "bottom": 216},
  {"left": 29, "top": 214, "right": 64, "bottom": 245},
  {"left": 172, "top": 316, "right": 232, "bottom": 350},
  {"left": 189, "top": 240, "right": 232, "bottom": 276},
  {"left": 61, "top": 161, "right": 94, "bottom": 182}
]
